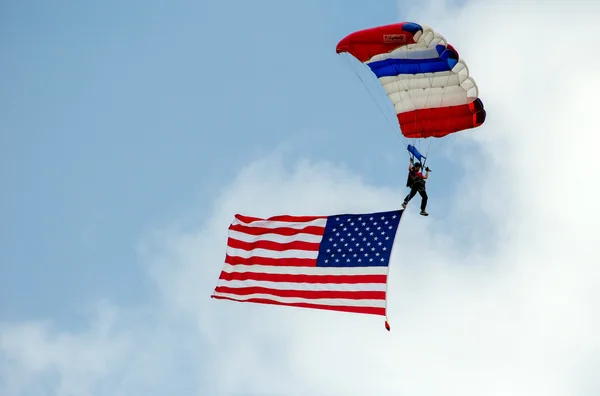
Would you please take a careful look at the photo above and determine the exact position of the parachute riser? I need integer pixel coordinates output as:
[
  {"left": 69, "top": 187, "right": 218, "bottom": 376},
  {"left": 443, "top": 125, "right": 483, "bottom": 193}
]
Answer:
[{"left": 406, "top": 144, "right": 426, "bottom": 166}]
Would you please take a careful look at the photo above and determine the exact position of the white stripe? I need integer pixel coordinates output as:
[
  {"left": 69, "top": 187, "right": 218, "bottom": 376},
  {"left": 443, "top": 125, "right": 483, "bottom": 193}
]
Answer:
[
  {"left": 228, "top": 229, "right": 324, "bottom": 244},
  {"left": 212, "top": 292, "right": 386, "bottom": 308},
  {"left": 376, "top": 65, "right": 478, "bottom": 113},
  {"left": 388, "top": 85, "right": 475, "bottom": 113},
  {"left": 226, "top": 246, "right": 319, "bottom": 259},
  {"left": 366, "top": 47, "right": 441, "bottom": 63},
  {"left": 216, "top": 279, "right": 387, "bottom": 291},
  {"left": 220, "top": 264, "right": 389, "bottom": 276},
  {"left": 232, "top": 217, "right": 327, "bottom": 229},
  {"left": 381, "top": 71, "right": 462, "bottom": 89}
]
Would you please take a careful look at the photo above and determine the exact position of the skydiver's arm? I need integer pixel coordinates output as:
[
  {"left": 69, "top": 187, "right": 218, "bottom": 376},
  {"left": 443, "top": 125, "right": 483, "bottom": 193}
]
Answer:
[
  {"left": 408, "top": 158, "right": 413, "bottom": 171},
  {"left": 423, "top": 170, "right": 429, "bottom": 179}
]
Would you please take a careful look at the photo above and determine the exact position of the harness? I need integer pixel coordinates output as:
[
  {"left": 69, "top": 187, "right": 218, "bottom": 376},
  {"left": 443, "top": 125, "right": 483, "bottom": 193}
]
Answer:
[{"left": 406, "top": 167, "right": 424, "bottom": 189}]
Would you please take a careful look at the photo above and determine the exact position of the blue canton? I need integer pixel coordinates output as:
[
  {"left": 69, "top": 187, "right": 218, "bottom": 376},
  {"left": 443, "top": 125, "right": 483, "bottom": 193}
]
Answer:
[{"left": 316, "top": 209, "right": 403, "bottom": 268}]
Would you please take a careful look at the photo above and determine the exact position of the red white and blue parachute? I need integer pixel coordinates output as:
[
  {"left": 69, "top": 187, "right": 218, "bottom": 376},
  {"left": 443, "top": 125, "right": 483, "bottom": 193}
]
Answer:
[{"left": 336, "top": 22, "right": 486, "bottom": 141}]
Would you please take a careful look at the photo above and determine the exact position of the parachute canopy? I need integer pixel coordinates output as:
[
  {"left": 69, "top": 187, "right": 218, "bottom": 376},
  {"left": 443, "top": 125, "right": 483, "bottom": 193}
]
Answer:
[{"left": 336, "top": 22, "right": 486, "bottom": 139}]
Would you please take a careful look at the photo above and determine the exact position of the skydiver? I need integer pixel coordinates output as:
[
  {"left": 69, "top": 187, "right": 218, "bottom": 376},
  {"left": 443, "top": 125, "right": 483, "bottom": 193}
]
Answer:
[{"left": 402, "top": 158, "right": 430, "bottom": 216}]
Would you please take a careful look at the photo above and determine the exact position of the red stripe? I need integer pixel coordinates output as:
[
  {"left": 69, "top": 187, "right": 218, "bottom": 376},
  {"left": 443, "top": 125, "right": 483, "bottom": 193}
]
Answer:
[
  {"left": 211, "top": 295, "right": 385, "bottom": 316},
  {"left": 229, "top": 223, "right": 326, "bottom": 237},
  {"left": 227, "top": 237, "right": 321, "bottom": 252},
  {"left": 218, "top": 271, "right": 387, "bottom": 284},
  {"left": 214, "top": 286, "right": 385, "bottom": 301},
  {"left": 225, "top": 254, "right": 317, "bottom": 267},
  {"left": 335, "top": 22, "right": 419, "bottom": 62},
  {"left": 235, "top": 214, "right": 327, "bottom": 223},
  {"left": 397, "top": 100, "right": 486, "bottom": 138}
]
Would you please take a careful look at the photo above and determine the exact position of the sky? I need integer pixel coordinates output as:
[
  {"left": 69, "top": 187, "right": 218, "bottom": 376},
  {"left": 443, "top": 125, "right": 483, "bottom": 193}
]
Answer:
[{"left": 1, "top": 0, "right": 599, "bottom": 395}]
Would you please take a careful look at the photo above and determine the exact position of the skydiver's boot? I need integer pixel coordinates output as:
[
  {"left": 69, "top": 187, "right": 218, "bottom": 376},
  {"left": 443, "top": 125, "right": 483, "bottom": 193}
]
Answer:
[
  {"left": 402, "top": 202, "right": 407, "bottom": 209},
  {"left": 420, "top": 210, "right": 428, "bottom": 216}
]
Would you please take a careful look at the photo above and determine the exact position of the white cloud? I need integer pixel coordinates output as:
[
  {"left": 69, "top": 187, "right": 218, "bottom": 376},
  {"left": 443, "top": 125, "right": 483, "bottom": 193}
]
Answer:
[
  {"left": 0, "top": 304, "right": 132, "bottom": 396},
  {"left": 2, "top": 1, "right": 600, "bottom": 395}
]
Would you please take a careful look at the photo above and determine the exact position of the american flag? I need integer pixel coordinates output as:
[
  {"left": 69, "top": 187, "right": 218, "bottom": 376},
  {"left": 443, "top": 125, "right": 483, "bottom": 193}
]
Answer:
[{"left": 211, "top": 209, "right": 404, "bottom": 323}]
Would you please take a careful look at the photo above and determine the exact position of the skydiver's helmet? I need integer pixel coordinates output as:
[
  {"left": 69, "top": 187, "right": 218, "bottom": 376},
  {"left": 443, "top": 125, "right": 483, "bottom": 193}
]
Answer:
[{"left": 413, "top": 162, "right": 421, "bottom": 169}]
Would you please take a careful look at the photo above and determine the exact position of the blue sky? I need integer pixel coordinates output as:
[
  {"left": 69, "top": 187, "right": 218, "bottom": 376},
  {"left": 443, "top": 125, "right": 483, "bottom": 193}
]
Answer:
[
  {"left": 2, "top": 0, "right": 600, "bottom": 395},
  {"left": 2, "top": 0, "right": 468, "bottom": 321},
  {"left": 0, "top": 0, "right": 388, "bottom": 317}
]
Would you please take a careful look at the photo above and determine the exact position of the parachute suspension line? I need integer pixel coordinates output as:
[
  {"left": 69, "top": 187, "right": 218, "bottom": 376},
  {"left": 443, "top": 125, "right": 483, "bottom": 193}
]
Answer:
[
  {"left": 423, "top": 131, "right": 455, "bottom": 166},
  {"left": 422, "top": 139, "right": 432, "bottom": 169},
  {"left": 423, "top": 64, "right": 460, "bottom": 166},
  {"left": 391, "top": 64, "right": 426, "bottom": 159},
  {"left": 341, "top": 53, "right": 406, "bottom": 143},
  {"left": 394, "top": 64, "right": 439, "bottom": 163},
  {"left": 338, "top": 53, "right": 408, "bottom": 147},
  {"left": 409, "top": 56, "right": 455, "bottom": 167},
  {"left": 423, "top": 59, "right": 455, "bottom": 167},
  {"left": 420, "top": 66, "right": 451, "bottom": 167}
]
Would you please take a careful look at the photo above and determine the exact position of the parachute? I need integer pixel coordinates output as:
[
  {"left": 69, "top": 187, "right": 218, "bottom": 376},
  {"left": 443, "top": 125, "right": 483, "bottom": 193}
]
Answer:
[{"left": 336, "top": 22, "right": 486, "bottom": 161}]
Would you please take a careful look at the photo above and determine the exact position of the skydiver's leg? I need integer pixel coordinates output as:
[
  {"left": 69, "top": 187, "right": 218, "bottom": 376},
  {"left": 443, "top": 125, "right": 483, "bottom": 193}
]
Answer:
[
  {"left": 403, "top": 188, "right": 417, "bottom": 207},
  {"left": 419, "top": 190, "right": 428, "bottom": 215},
  {"left": 418, "top": 190, "right": 428, "bottom": 210}
]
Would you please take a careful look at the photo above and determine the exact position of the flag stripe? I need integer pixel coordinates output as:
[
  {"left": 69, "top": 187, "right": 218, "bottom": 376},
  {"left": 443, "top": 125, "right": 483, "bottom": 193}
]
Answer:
[
  {"left": 229, "top": 224, "right": 325, "bottom": 236},
  {"left": 228, "top": 229, "right": 324, "bottom": 244},
  {"left": 232, "top": 217, "right": 328, "bottom": 229},
  {"left": 211, "top": 294, "right": 386, "bottom": 316},
  {"left": 229, "top": 223, "right": 326, "bottom": 237},
  {"left": 227, "top": 237, "right": 321, "bottom": 253},
  {"left": 214, "top": 286, "right": 386, "bottom": 300},
  {"left": 225, "top": 255, "right": 318, "bottom": 267},
  {"left": 212, "top": 291, "right": 386, "bottom": 308},
  {"left": 218, "top": 271, "right": 387, "bottom": 284},
  {"left": 226, "top": 246, "right": 319, "bottom": 259},
  {"left": 235, "top": 214, "right": 327, "bottom": 223},
  {"left": 220, "top": 263, "right": 389, "bottom": 275},
  {"left": 216, "top": 279, "right": 387, "bottom": 292}
]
